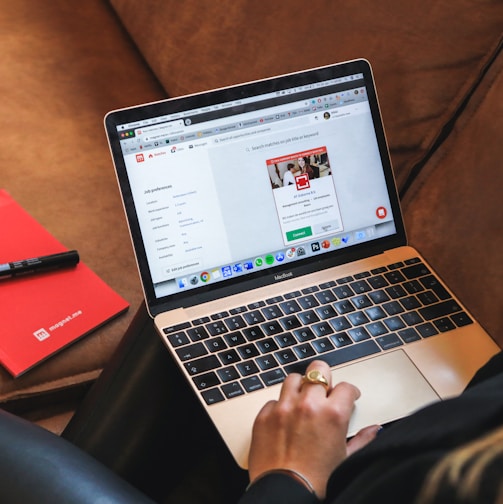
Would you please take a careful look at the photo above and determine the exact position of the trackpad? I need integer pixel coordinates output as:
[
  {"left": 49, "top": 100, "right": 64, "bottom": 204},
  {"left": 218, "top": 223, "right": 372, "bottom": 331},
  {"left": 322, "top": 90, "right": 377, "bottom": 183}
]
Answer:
[{"left": 331, "top": 350, "right": 440, "bottom": 436}]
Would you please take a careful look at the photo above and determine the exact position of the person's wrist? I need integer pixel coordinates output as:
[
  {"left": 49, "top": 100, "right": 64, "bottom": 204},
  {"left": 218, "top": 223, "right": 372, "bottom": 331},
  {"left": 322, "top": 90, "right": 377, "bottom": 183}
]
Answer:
[{"left": 247, "top": 468, "right": 320, "bottom": 498}]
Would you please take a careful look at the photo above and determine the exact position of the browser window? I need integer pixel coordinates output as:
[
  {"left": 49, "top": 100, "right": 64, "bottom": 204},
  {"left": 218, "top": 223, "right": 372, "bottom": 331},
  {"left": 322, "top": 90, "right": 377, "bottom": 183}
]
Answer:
[{"left": 117, "top": 76, "right": 395, "bottom": 298}]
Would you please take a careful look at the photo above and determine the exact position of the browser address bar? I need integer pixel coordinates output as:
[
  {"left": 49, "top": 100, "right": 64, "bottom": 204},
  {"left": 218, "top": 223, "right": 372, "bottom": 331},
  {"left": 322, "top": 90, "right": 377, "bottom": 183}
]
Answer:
[{"left": 135, "top": 120, "right": 185, "bottom": 141}]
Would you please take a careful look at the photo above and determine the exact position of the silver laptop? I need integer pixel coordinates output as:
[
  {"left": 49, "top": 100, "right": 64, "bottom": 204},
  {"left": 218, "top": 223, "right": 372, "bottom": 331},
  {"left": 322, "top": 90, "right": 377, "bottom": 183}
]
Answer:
[{"left": 105, "top": 59, "right": 499, "bottom": 468}]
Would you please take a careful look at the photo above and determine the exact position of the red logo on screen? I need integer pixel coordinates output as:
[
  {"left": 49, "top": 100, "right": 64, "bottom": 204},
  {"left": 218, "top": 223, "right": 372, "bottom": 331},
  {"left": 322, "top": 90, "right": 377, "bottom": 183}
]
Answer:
[
  {"left": 295, "top": 173, "right": 310, "bottom": 190},
  {"left": 136, "top": 153, "right": 145, "bottom": 163}
]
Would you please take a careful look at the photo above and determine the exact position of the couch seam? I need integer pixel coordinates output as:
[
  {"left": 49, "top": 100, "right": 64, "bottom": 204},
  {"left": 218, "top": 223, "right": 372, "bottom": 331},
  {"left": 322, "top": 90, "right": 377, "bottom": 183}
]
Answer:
[{"left": 399, "top": 37, "right": 503, "bottom": 199}]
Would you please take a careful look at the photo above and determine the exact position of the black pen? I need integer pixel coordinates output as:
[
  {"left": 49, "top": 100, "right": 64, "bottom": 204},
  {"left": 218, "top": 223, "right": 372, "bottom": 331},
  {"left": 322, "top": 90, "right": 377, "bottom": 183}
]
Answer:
[{"left": 0, "top": 250, "right": 80, "bottom": 279}]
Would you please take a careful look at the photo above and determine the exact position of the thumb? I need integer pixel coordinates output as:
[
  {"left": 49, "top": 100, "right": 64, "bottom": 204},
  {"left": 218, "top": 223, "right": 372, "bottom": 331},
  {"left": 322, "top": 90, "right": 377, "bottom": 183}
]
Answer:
[{"left": 347, "top": 425, "right": 381, "bottom": 457}]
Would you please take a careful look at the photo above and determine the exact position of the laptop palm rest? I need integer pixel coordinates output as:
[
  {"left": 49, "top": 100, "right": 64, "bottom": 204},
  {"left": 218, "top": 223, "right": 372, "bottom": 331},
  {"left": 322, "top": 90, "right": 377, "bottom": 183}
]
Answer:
[{"left": 338, "top": 350, "right": 440, "bottom": 436}]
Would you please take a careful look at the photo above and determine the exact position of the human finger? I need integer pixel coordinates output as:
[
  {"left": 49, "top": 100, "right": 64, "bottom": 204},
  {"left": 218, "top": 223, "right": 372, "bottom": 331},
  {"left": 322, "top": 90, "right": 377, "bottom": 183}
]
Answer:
[
  {"left": 346, "top": 425, "right": 381, "bottom": 456},
  {"left": 325, "top": 381, "right": 361, "bottom": 427},
  {"left": 299, "top": 360, "right": 332, "bottom": 396}
]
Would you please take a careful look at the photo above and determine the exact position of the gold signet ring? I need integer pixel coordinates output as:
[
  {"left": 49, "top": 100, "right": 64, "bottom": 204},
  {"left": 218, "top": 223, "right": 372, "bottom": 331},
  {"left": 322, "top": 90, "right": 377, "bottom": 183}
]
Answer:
[{"left": 302, "top": 369, "right": 329, "bottom": 391}]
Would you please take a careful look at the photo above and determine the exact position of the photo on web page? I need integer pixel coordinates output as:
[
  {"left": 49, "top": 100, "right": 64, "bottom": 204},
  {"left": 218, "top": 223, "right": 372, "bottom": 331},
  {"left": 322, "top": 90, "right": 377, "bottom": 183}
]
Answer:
[{"left": 266, "top": 147, "right": 344, "bottom": 246}]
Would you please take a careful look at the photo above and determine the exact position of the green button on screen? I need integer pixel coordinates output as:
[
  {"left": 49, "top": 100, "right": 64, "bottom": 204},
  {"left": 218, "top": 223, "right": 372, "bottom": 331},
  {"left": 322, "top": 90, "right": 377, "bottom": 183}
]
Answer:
[{"left": 286, "top": 227, "right": 313, "bottom": 242}]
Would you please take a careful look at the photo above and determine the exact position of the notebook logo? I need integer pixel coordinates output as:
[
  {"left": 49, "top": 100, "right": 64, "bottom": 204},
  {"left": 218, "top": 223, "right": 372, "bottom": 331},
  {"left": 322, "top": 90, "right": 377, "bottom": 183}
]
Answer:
[
  {"left": 274, "top": 271, "right": 293, "bottom": 281},
  {"left": 33, "top": 328, "right": 50, "bottom": 341}
]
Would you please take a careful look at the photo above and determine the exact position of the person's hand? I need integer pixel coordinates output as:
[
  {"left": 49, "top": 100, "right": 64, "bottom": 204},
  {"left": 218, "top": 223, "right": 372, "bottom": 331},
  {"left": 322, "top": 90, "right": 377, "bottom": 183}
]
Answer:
[{"left": 247, "top": 360, "right": 380, "bottom": 498}]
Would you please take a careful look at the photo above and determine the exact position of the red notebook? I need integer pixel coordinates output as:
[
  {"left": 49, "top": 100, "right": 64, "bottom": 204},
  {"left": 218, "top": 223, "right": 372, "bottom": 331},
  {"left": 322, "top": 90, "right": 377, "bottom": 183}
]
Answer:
[{"left": 0, "top": 189, "right": 129, "bottom": 376}]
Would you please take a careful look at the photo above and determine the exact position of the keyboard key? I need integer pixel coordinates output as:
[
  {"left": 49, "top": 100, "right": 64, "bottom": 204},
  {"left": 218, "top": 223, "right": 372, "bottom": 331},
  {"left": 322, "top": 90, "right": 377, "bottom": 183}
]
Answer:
[
  {"left": 244, "top": 310, "right": 265, "bottom": 324},
  {"left": 312, "top": 337, "right": 335, "bottom": 353},
  {"left": 243, "top": 326, "right": 265, "bottom": 341},
  {"left": 257, "top": 338, "right": 279, "bottom": 354},
  {"left": 297, "top": 295, "right": 319, "bottom": 309},
  {"left": 163, "top": 322, "right": 190, "bottom": 334},
  {"left": 224, "top": 331, "right": 246, "bottom": 346},
  {"left": 385, "top": 285, "right": 407, "bottom": 299},
  {"left": 293, "top": 327, "right": 316, "bottom": 342},
  {"left": 205, "top": 336, "right": 227, "bottom": 353},
  {"left": 384, "top": 270, "right": 406, "bottom": 284},
  {"left": 211, "top": 311, "right": 229, "bottom": 320},
  {"left": 350, "top": 279, "right": 372, "bottom": 293},
  {"left": 336, "top": 275, "right": 354, "bottom": 285},
  {"left": 266, "top": 296, "right": 284, "bottom": 305},
  {"left": 366, "top": 321, "right": 388, "bottom": 337},
  {"left": 298, "top": 310, "right": 320, "bottom": 325},
  {"left": 166, "top": 331, "right": 190, "bottom": 347},
  {"left": 420, "top": 276, "right": 451, "bottom": 300},
  {"left": 285, "top": 340, "right": 381, "bottom": 374},
  {"left": 351, "top": 294, "right": 373, "bottom": 309},
  {"left": 403, "top": 280, "right": 424, "bottom": 295},
  {"left": 400, "top": 296, "right": 421, "bottom": 310},
  {"left": 256, "top": 354, "right": 279, "bottom": 370},
  {"left": 330, "top": 332, "right": 353, "bottom": 347},
  {"left": 333, "top": 285, "right": 354, "bottom": 299},
  {"left": 419, "top": 300, "right": 462, "bottom": 320},
  {"left": 369, "top": 290, "right": 390, "bottom": 304},
  {"left": 334, "top": 300, "right": 355, "bottom": 314},
  {"left": 329, "top": 316, "right": 351, "bottom": 332},
  {"left": 230, "top": 305, "right": 247, "bottom": 315},
  {"left": 417, "top": 323, "right": 439, "bottom": 338},
  {"left": 241, "top": 376, "right": 264, "bottom": 392},
  {"left": 348, "top": 327, "right": 371, "bottom": 342},
  {"left": 275, "top": 332, "right": 297, "bottom": 348},
  {"left": 316, "top": 305, "right": 338, "bottom": 320},
  {"left": 280, "top": 315, "right": 302, "bottom": 330},
  {"left": 402, "top": 262, "right": 430, "bottom": 279},
  {"left": 261, "top": 368, "right": 286, "bottom": 386},
  {"left": 187, "top": 326, "right": 210, "bottom": 341},
  {"left": 368, "top": 275, "right": 389, "bottom": 289},
  {"left": 398, "top": 327, "right": 421, "bottom": 343},
  {"left": 262, "top": 305, "right": 282, "bottom": 320},
  {"left": 201, "top": 388, "right": 225, "bottom": 405},
  {"left": 387, "top": 261, "right": 404, "bottom": 270},
  {"left": 248, "top": 301, "right": 266, "bottom": 310},
  {"left": 206, "top": 320, "right": 228, "bottom": 336},
  {"left": 316, "top": 290, "right": 337, "bottom": 304},
  {"left": 365, "top": 306, "right": 387, "bottom": 321},
  {"left": 383, "top": 301, "right": 404, "bottom": 316},
  {"left": 238, "top": 344, "right": 259, "bottom": 359},
  {"left": 417, "top": 291, "right": 440, "bottom": 306},
  {"left": 433, "top": 317, "right": 456, "bottom": 332},
  {"left": 384, "top": 316, "right": 406, "bottom": 331},
  {"left": 222, "top": 382, "right": 245, "bottom": 399},
  {"left": 451, "top": 312, "right": 473, "bottom": 327},
  {"left": 402, "top": 311, "right": 423, "bottom": 326},
  {"left": 280, "top": 299, "right": 302, "bottom": 314},
  {"left": 262, "top": 320, "right": 283, "bottom": 336},
  {"left": 275, "top": 349, "right": 298, "bottom": 365},
  {"left": 185, "top": 355, "right": 221, "bottom": 375},
  {"left": 285, "top": 290, "right": 302, "bottom": 298},
  {"left": 224, "top": 315, "right": 247, "bottom": 330},
  {"left": 376, "top": 333, "right": 403, "bottom": 350},
  {"left": 293, "top": 343, "right": 316, "bottom": 359},
  {"left": 193, "top": 372, "right": 220, "bottom": 390},
  {"left": 217, "top": 366, "right": 240, "bottom": 382},
  {"left": 218, "top": 349, "right": 240, "bottom": 365},
  {"left": 237, "top": 360, "right": 260, "bottom": 376},
  {"left": 347, "top": 311, "right": 370, "bottom": 326},
  {"left": 176, "top": 342, "right": 207, "bottom": 361},
  {"left": 191, "top": 317, "right": 210, "bottom": 326},
  {"left": 312, "top": 321, "right": 334, "bottom": 337}
]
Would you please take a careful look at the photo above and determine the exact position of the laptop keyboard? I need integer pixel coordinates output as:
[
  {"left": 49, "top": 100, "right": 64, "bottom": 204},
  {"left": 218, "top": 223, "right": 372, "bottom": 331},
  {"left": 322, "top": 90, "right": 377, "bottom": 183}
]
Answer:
[{"left": 162, "top": 257, "right": 473, "bottom": 406}]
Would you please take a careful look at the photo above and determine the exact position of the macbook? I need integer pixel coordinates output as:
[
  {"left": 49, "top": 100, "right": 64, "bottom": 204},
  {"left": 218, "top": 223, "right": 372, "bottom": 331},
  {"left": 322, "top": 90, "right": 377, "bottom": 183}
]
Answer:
[{"left": 105, "top": 59, "right": 499, "bottom": 468}]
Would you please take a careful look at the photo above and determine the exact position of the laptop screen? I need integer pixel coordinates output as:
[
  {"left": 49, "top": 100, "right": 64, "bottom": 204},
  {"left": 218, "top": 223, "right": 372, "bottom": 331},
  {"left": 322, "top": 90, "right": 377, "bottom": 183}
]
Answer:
[{"left": 105, "top": 59, "right": 405, "bottom": 315}]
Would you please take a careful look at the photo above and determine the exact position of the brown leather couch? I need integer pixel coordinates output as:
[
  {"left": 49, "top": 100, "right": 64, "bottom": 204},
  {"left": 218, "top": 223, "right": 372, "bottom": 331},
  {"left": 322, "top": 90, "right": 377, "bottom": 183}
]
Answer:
[{"left": 2, "top": 0, "right": 502, "bottom": 450}]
